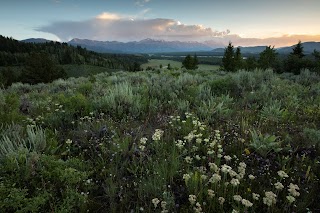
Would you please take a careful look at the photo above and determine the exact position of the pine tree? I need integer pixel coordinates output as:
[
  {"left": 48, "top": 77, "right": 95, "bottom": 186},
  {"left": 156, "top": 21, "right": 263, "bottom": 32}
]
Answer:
[
  {"left": 245, "top": 56, "right": 258, "bottom": 71},
  {"left": 182, "top": 54, "right": 198, "bottom": 70},
  {"left": 258, "top": 46, "right": 277, "bottom": 70},
  {"left": 291, "top": 41, "right": 305, "bottom": 58},
  {"left": 221, "top": 42, "right": 235, "bottom": 72},
  {"left": 234, "top": 47, "right": 243, "bottom": 70}
]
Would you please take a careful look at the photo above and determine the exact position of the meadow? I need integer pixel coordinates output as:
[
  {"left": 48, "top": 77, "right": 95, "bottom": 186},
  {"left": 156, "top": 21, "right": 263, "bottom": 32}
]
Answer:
[
  {"left": 0, "top": 68, "right": 319, "bottom": 212},
  {"left": 142, "top": 59, "right": 220, "bottom": 71}
]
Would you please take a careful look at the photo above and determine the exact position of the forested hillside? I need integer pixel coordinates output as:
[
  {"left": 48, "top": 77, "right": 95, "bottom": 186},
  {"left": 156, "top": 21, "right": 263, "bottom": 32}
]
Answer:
[{"left": 0, "top": 36, "right": 147, "bottom": 86}]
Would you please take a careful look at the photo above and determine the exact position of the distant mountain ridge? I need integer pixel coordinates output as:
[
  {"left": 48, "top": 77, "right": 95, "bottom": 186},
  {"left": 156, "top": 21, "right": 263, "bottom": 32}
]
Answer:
[
  {"left": 21, "top": 38, "right": 52, "bottom": 43},
  {"left": 68, "top": 38, "right": 214, "bottom": 53},
  {"left": 277, "top": 42, "right": 320, "bottom": 54},
  {"left": 21, "top": 38, "right": 320, "bottom": 54}
]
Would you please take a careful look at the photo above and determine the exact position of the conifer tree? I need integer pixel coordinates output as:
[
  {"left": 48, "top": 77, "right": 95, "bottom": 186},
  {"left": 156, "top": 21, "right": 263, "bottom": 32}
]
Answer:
[
  {"left": 258, "top": 46, "right": 277, "bottom": 70},
  {"left": 221, "top": 42, "right": 235, "bottom": 71},
  {"left": 291, "top": 40, "right": 305, "bottom": 58}
]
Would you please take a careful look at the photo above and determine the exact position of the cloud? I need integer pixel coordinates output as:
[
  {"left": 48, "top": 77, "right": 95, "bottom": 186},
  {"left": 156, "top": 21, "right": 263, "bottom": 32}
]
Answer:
[
  {"left": 135, "top": 0, "right": 151, "bottom": 7},
  {"left": 212, "top": 34, "right": 320, "bottom": 48},
  {"left": 36, "top": 12, "right": 320, "bottom": 47},
  {"left": 96, "top": 12, "right": 121, "bottom": 20},
  {"left": 36, "top": 12, "right": 230, "bottom": 42}
]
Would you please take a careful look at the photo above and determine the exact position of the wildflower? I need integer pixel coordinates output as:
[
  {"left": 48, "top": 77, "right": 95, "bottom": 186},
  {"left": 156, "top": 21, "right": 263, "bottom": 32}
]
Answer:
[
  {"left": 192, "top": 145, "right": 199, "bottom": 152},
  {"left": 263, "top": 191, "right": 277, "bottom": 206},
  {"left": 218, "top": 197, "right": 225, "bottom": 205},
  {"left": 195, "top": 155, "right": 201, "bottom": 160},
  {"left": 207, "top": 189, "right": 215, "bottom": 198},
  {"left": 152, "top": 198, "right": 160, "bottom": 208},
  {"left": 221, "top": 164, "right": 232, "bottom": 173},
  {"left": 230, "top": 178, "right": 240, "bottom": 187},
  {"left": 209, "top": 141, "right": 216, "bottom": 148},
  {"left": 209, "top": 174, "right": 221, "bottom": 183},
  {"left": 252, "top": 193, "right": 260, "bottom": 200},
  {"left": 66, "top": 139, "right": 72, "bottom": 144},
  {"left": 161, "top": 201, "right": 167, "bottom": 209},
  {"left": 286, "top": 195, "right": 296, "bottom": 203},
  {"left": 183, "top": 173, "right": 191, "bottom": 182},
  {"left": 229, "top": 170, "right": 238, "bottom": 177},
  {"left": 140, "top": 137, "right": 148, "bottom": 145},
  {"left": 184, "top": 132, "right": 195, "bottom": 142},
  {"left": 288, "top": 183, "right": 300, "bottom": 197},
  {"left": 207, "top": 150, "right": 215, "bottom": 155},
  {"left": 194, "top": 202, "right": 202, "bottom": 213},
  {"left": 201, "top": 175, "right": 207, "bottom": 180},
  {"left": 274, "top": 182, "right": 284, "bottom": 190},
  {"left": 242, "top": 199, "right": 253, "bottom": 207},
  {"left": 185, "top": 156, "right": 193, "bottom": 164},
  {"left": 152, "top": 129, "right": 164, "bottom": 141},
  {"left": 233, "top": 195, "right": 242, "bottom": 202},
  {"left": 204, "top": 138, "right": 210, "bottom": 143},
  {"left": 224, "top": 155, "right": 232, "bottom": 161},
  {"left": 277, "top": 170, "right": 289, "bottom": 179},
  {"left": 239, "top": 162, "right": 247, "bottom": 168},
  {"left": 175, "top": 140, "right": 185, "bottom": 149},
  {"left": 209, "top": 163, "right": 219, "bottom": 172},
  {"left": 232, "top": 210, "right": 239, "bottom": 213},
  {"left": 196, "top": 138, "right": 202, "bottom": 144},
  {"left": 139, "top": 145, "right": 145, "bottom": 151},
  {"left": 189, "top": 195, "right": 197, "bottom": 205},
  {"left": 248, "top": 174, "right": 255, "bottom": 180}
]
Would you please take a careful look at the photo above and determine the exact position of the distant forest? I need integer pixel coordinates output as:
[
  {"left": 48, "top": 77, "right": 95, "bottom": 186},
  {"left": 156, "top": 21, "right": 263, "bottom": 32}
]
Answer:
[{"left": 0, "top": 35, "right": 147, "bottom": 86}]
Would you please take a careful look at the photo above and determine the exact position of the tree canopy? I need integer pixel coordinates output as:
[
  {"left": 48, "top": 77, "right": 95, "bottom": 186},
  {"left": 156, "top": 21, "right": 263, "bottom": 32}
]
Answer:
[{"left": 182, "top": 54, "right": 199, "bottom": 70}]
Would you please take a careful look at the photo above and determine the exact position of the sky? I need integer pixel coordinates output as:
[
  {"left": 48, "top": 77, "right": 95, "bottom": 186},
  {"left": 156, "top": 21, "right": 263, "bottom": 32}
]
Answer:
[{"left": 1, "top": 0, "right": 320, "bottom": 47}]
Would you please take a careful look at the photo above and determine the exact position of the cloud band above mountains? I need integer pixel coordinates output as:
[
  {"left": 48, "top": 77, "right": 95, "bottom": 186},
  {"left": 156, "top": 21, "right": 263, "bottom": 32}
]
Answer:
[
  {"left": 36, "top": 12, "right": 230, "bottom": 42},
  {"left": 37, "top": 12, "right": 320, "bottom": 47}
]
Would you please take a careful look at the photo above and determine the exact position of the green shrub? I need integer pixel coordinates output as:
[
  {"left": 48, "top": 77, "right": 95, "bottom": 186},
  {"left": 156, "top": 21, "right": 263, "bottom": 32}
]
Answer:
[
  {"left": 0, "top": 125, "right": 46, "bottom": 159},
  {"left": 249, "top": 129, "right": 282, "bottom": 157},
  {"left": 303, "top": 128, "right": 320, "bottom": 149}
]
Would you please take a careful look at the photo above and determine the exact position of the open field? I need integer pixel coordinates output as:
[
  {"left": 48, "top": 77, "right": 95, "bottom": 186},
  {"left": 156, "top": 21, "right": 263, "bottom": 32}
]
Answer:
[
  {"left": 63, "top": 64, "right": 118, "bottom": 78},
  {"left": 0, "top": 68, "right": 320, "bottom": 212},
  {"left": 142, "top": 59, "right": 220, "bottom": 71}
]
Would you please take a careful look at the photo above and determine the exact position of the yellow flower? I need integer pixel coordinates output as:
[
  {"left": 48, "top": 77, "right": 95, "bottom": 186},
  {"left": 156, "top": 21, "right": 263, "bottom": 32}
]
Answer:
[{"left": 244, "top": 148, "right": 250, "bottom": 155}]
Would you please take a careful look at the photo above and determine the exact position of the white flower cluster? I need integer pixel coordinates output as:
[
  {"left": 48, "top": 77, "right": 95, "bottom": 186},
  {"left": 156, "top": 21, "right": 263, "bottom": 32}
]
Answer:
[
  {"left": 183, "top": 173, "right": 191, "bottom": 182},
  {"left": 151, "top": 198, "right": 168, "bottom": 213},
  {"left": 263, "top": 191, "right": 277, "bottom": 206},
  {"left": 194, "top": 202, "right": 203, "bottom": 213},
  {"left": 233, "top": 195, "right": 242, "bottom": 202},
  {"left": 139, "top": 137, "right": 148, "bottom": 151},
  {"left": 175, "top": 139, "right": 185, "bottom": 149},
  {"left": 152, "top": 129, "right": 164, "bottom": 141},
  {"left": 209, "top": 173, "right": 221, "bottom": 183},
  {"left": 152, "top": 198, "right": 160, "bottom": 208},
  {"left": 277, "top": 170, "right": 289, "bottom": 179},
  {"left": 274, "top": 181, "right": 284, "bottom": 190},
  {"left": 252, "top": 193, "right": 260, "bottom": 200},
  {"left": 288, "top": 183, "right": 300, "bottom": 197},
  {"left": 207, "top": 189, "right": 215, "bottom": 198},
  {"left": 188, "top": 194, "right": 197, "bottom": 205}
]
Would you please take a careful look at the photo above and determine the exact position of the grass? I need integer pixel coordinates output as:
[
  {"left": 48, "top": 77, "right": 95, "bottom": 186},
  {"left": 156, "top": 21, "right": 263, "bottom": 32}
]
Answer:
[
  {"left": 142, "top": 59, "right": 220, "bottom": 71},
  {"left": 0, "top": 68, "right": 319, "bottom": 212},
  {"left": 63, "top": 64, "right": 118, "bottom": 78}
]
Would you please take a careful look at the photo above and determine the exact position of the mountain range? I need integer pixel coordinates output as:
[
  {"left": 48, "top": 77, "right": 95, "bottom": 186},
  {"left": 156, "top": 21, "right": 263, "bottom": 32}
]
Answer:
[{"left": 22, "top": 38, "right": 320, "bottom": 54}]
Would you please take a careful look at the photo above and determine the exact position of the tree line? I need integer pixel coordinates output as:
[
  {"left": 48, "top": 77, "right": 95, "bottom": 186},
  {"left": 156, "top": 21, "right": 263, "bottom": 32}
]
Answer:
[
  {"left": 0, "top": 35, "right": 147, "bottom": 86},
  {"left": 220, "top": 41, "right": 320, "bottom": 74}
]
